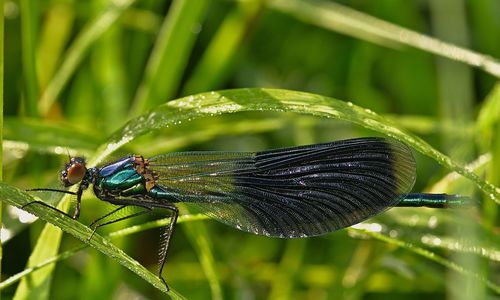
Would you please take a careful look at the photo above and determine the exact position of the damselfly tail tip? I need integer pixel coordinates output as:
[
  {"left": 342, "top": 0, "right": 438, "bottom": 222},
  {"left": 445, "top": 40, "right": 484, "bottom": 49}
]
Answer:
[{"left": 444, "top": 194, "right": 476, "bottom": 207}]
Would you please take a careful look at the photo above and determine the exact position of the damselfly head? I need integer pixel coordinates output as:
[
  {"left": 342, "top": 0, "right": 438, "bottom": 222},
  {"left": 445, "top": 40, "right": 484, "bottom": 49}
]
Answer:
[{"left": 61, "top": 157, "right": 87, "bottom": 187}]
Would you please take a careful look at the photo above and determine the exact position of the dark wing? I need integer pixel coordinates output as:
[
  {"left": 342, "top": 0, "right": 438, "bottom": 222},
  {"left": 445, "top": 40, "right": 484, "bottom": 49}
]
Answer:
[{"left": 148, "top": 137, "right": 416, "bottom": 238}]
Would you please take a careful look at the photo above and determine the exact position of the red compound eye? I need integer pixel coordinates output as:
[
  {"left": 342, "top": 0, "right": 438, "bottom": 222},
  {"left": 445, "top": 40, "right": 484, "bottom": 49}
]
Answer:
[
  {"left": 61, "top": 157, "right": 87, "bottom": 186},
  {"left": 67, "top": 163, "right": 86, "bottom": 184}
]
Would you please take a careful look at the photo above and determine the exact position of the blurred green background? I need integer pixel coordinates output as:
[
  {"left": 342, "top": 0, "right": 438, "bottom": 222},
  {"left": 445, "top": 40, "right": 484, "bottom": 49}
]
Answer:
[{"left": 2, "top": 0, "right": 500, "bottom": 299}]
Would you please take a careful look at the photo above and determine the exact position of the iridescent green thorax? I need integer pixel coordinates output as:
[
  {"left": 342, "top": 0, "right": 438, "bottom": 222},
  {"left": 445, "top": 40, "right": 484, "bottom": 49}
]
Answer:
[
  {"left": 93, "top": 155, "right": 164, "bottom": 200},
  {"left": 95, "top": 167, "right": 145, "bottom": 196}
]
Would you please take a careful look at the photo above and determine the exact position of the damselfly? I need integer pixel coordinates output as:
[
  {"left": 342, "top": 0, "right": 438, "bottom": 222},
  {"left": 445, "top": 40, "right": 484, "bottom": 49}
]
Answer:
[{"left": 25, "top": 137, "right": 471, "bottom": 289}]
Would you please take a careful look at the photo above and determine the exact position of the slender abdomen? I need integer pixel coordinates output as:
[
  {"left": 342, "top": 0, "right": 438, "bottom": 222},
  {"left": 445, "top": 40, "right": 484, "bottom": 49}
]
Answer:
[{"left": 398, "top": 193, "right": 472, "bottom": 208}]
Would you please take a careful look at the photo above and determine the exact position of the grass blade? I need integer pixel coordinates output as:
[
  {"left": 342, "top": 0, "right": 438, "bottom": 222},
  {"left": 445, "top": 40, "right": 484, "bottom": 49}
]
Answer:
[
  {"left": 269, "top": 0, "right": 500, "bottom": 78},
  {"left": 1, "top": 183, "right": 186, "bottom": 299},
  {"left": 20, "top": 0, "right": 39, "bottom": 117}
]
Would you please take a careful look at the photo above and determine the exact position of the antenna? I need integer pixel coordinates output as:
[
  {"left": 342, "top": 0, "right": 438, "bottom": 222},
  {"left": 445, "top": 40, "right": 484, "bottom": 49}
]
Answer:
[{"left": 66, "top": 148, "right": 72, "bottom": 162}]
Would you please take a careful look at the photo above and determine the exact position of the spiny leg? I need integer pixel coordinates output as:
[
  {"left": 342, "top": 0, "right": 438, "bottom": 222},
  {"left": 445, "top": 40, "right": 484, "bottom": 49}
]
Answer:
[
  {"left": 73, "top": 186, "right": 84, "bottom": 219},
  {"left": 23, "top": 189, "right": 79, "bottom": 219},
  {"left": 88, "top": 207, "right": 153, "bottom": 241},
  {"left": 102, "top": 197, "right": 179, "bottom": 290},
  {"left": 89, "top": 205, "right": 127, "bottom": 228},
  {"left": 157, "top": 204, "right": 179, "bottom": 291},
  {"left": 22, "top": 200, "right": 74, "bottom": 219}
]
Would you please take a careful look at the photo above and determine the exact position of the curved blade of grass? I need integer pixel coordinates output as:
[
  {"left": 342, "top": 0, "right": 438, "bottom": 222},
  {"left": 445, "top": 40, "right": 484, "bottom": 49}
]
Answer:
[
  {"left": 385, "top": 114, "right": 475, "bottom": 136},
  {"left": 430, "top": 153, "right": 491, "bottom": 194},
  {"left": 95, "top": 88, "right": 500, "bottom": 203},
  {"left": 0, "top": 183, "right": 185, "bottom": 299},
  {"left": 38, "top": 0, "right": 136, "bottom": 116},
  {"left": 269, "top": 0, "right": 500, "bottom": 78}
]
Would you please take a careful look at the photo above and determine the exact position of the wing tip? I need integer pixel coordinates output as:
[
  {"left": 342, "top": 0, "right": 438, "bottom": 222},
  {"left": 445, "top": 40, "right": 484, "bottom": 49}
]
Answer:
[{"left": 385, "top": 138, "right": 417, "bottom": 196}]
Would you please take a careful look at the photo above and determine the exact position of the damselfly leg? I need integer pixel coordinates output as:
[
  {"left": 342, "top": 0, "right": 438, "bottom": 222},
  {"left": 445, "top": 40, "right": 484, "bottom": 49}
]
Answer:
[
  {"left": 87, "top": 204, "right": 153, "bottom": 241},
  {"left": 23, "top": 188, "right": 79, "bottom": 219}
]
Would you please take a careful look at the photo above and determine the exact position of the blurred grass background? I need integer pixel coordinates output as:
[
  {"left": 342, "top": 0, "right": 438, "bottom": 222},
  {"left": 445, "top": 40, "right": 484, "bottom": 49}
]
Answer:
[{"left": 2, "top": 0, "right": 500, "bottom": 299}]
